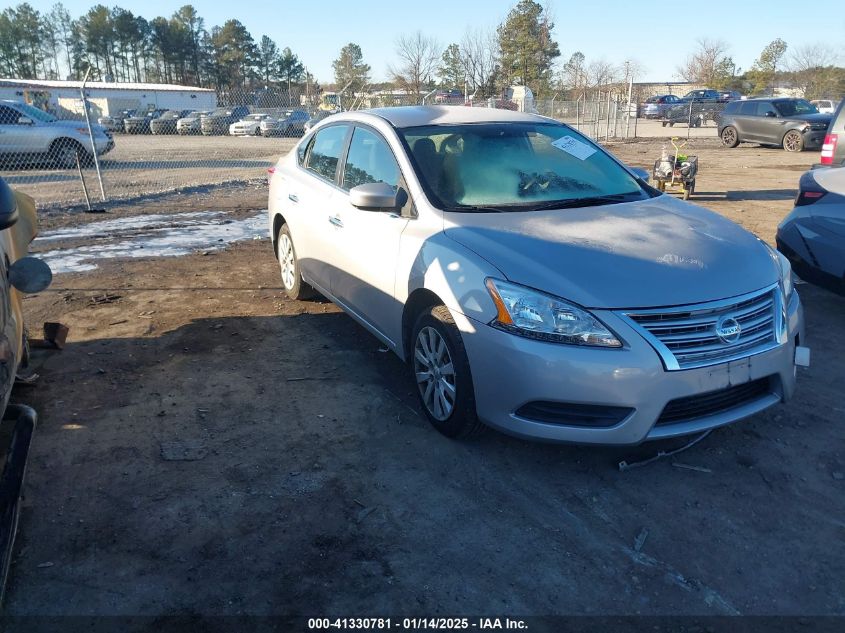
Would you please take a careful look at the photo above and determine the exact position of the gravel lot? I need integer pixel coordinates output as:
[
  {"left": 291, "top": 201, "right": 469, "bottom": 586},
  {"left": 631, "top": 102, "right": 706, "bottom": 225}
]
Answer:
[{"left": 2, "top": 137, "right": 843, "bottom": 626}]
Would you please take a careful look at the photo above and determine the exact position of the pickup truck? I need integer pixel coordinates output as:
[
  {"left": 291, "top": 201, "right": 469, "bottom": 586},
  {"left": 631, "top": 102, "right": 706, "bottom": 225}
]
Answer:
[
  {"left": 0, "top": 100, "right": 114, "bottom": 169},
  {"left": 663, "top": 89, "right": 734, "bottom": 127}
]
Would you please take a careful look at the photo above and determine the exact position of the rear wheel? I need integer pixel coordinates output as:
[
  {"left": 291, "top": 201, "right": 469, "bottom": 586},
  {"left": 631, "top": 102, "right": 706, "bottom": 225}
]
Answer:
[
  {"left": 783, "top": 130, "right": 804, "bottom": 153},
  {"left": 721, "top": 126, "right": 739, "bottom": 148},
  {"left": 411, "top": 305, "right": 483, "bottom": 439}
]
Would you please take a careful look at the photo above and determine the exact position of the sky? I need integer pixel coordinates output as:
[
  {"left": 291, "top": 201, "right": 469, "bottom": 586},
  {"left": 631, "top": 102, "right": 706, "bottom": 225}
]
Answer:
[{"left": 17, "top": 0, "right": 845, "bottom": 85}]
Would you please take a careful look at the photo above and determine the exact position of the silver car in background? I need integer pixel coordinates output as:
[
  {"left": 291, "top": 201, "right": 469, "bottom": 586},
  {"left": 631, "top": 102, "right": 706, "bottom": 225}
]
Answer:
[
  {"left": 267, "top": 106, "right": 807, "bottom": 444},
  {"left": 176, "top": 110, "right": 211, "bottom": 135},
  {"left": 0, "top": 100, "right": 113, "bottom": 169},
  {"left": 230, "top": 113, "right": 272, "bottom": 136}
]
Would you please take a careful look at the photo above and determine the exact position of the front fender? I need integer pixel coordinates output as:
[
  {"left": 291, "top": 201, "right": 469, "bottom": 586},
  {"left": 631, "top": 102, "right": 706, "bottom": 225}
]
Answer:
[{"left": 397, "top": 229, "right": 503, "bottom": 353}]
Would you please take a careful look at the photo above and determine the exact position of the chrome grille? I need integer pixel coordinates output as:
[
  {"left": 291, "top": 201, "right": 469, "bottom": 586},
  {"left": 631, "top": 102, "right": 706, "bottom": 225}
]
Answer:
[{"left": 621, "top": 285, "right": 782, "bottom": 371}]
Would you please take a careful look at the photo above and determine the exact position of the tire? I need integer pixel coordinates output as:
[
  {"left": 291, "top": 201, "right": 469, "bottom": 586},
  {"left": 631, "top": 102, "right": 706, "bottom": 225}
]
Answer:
[
  {"left": 721, "top": 126, "right": 739, "bottom": 148},
  {"left": 783, "top": 130, "right": 804, "bottom": 153},
  {"left": 48, "top": 139, "right": 86, "bottom": 169},
  {"left": 410, "top": 305, "right": 483, "bottom": 439},
  {"left": 276, "top": 223, "right": 313, "bottom": 300}
]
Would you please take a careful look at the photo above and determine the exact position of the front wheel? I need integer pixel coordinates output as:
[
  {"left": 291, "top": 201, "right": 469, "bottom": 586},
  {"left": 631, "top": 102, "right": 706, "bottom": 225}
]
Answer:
[
  {"left": 276, "top": 224, "right": 313, "bottom": 300},
  {"left": 783, "top": 130, "right": 804, "bottom": 153},
  {"left": 49, "top": 140, "right": 86, "bottom": 169},
  {"left": 411, "top": 305, "right": 483, "bottom": 439}
]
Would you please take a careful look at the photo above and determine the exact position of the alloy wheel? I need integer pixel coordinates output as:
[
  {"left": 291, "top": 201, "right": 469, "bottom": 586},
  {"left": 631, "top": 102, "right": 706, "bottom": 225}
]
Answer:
[
  {"left": 278, "top": 233, "right": 296, "bottom": 290},
  {"left": 721, "top": 127, "right": 737, "bottom": 147},
  {"left": 414, "top": 326, "right": 456, "bottom": 421}
]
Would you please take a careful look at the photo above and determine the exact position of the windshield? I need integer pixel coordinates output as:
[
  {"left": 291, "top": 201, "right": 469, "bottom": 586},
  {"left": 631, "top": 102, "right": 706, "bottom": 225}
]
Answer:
[
  {"left": 774, "top": 99, "right": 819, "bottom": 117},
  {"left": 16, "top": 102, "right": 56, "bottom": 123},
  {"left": 211, "top": 108, "right": 231, "bottom": 116},
  {"left": 400, "top": 122, "right": 647, "bottom": 212}
]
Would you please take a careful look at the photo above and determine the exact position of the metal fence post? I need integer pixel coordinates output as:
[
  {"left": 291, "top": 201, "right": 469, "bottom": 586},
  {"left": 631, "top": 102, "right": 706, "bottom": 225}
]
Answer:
[{"left": 80, "top": 67, "right": 106, "bottom": 202}]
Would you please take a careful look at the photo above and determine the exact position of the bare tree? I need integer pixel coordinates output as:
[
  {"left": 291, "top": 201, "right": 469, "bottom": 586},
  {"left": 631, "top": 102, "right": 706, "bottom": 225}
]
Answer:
[
  {"left": 460, "top": 27, "right": 498, "bottom": 98},
  {"left": 788, "top": 43, "right": 839, "bottom": 98},
  {"left": 587, "top": 59, "right": 617, "bottom": 88},
  {"left": 389, "top": 31, "right": 441, "bottom": 103},
  {"left": 677, "top": 38, "right": 735, "bottom": 87}
]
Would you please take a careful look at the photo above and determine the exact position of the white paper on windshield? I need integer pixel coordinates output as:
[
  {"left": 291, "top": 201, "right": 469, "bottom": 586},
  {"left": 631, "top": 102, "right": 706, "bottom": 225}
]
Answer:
[{"left": 551, "top": 135, "right": 597, "bottom": 160}]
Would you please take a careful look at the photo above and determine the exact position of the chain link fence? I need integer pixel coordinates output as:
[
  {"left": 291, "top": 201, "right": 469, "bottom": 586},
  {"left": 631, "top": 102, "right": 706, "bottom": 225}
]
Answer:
[{"left": 0, "top": 85, "right": 726, "bottom": 209}]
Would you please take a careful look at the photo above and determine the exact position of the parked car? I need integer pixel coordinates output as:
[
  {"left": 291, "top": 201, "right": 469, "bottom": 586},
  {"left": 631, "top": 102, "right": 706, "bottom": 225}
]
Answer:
[
  {"left": 642, "top": 94, "right": 680, "bottom": 119},
  {"left": 123, "top": 109, "right": 167, "bottom": 134},
  {"left": 0, "top": 177, "right": 53, "bottom": 415},
  {"left": 201, "top": 106, "right": 251, "bottom": 135},
  {"left": 259, "top": 109, "right": 309, "bottom": 137},
  {"left": 719, "top": 91, "right": 744, "bottom": 102},
  {"left": 663, "top": 89, "right": 725, "bottom": 126},
  {"left": 0, "top": 100, "right": 113, "bottom": 169},
  {"left": 267, "top": 106, "right": 805, "bottom": 444},
  {"left": 97, "top": 109, "right": 135, "bottom": 133},
  {"left": 230, "top": 113, "right": 273, "bottom": 136},
  {"left": 434, "top": 89, "right": 464, "bottom": 104},
  {"left": 303, "top": 110, "right": 334, "bottom": 133},
  {"left": 819, "top": 99, "right": 845, "bottom": 166},
  {"left": 777, "top": 167, "right": 845, "bottom": 296},
  {"left": 176, "top": 110, "right": 211, "bottom": 135},
  {"left": 718, "top": 98, "right": 832, "bottom": 152},
  {"left": 810, "top": 99, "right": 839, "bottom": 115},
  {"left": 150, "top": 109, "right": 192, "bottom": 135}
]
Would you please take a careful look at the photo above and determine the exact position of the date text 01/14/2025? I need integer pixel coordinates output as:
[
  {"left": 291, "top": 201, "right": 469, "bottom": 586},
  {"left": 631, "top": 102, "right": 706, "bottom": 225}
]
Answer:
[{"left": 307, "top": 617, "right": 528, "bottom": 630}]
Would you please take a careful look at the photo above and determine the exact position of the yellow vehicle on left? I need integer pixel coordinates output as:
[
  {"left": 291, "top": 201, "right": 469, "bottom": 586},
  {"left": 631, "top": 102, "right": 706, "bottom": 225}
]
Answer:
[{"left": 0, "top": 175, "right": 53, "bottom": 604}]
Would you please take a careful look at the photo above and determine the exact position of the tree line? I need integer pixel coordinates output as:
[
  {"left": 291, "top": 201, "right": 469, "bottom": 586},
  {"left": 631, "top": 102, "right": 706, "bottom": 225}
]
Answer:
[
  {"left": 0, "top": 2, "right": 310, "bottom": 92},
  {"left": 1, "top": 1, "right": 842, "bottom": 102}
]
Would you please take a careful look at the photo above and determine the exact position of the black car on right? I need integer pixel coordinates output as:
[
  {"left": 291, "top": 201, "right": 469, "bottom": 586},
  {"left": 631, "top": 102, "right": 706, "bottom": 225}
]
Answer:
[{"left": 718, "top": 98, "right": 832, "bottom": 152}]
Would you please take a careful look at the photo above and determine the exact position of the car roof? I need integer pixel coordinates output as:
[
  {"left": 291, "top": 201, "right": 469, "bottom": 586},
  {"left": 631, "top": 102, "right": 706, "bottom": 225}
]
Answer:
[{"left": 335, "top": 105, "right": 549, "bottom": 129}]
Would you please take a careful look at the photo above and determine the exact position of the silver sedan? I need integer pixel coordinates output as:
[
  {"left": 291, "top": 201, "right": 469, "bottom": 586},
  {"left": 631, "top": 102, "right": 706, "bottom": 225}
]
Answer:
[{"left": 267, "top": 106, "right": 807, "bottom": 444}]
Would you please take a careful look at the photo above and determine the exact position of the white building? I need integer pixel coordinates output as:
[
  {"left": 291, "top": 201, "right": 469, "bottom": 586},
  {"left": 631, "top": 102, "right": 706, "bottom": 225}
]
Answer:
[{"left": 0, "top": 78, "right": 217, "bottom": 118}]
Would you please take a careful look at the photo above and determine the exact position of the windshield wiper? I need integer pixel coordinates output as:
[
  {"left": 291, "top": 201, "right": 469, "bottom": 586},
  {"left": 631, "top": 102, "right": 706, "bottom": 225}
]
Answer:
[
  {"left": 443, "top": 205, "right": 508, "bottom": 213},
  {"left": 519, "top": 194, "right": 637, "bottom": 212}
]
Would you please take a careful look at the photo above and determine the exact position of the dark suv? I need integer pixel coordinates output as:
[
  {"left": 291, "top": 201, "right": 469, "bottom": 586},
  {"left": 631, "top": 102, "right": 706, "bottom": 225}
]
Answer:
[
  {"left": 819, "top": 99, "right": 845, "bottom": 166},
  {"left": 200, "top": 106, "right": 251, "bottom": 135},
  {"left": 718, "top": 98, "right": 832, "bottom": 152}
]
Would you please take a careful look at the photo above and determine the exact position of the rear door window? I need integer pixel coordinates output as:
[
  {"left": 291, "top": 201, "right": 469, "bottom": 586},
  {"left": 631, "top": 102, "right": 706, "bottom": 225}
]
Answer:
[
  {"left": 305, "top": 124, "right": 350, "bottom": 183},
  {"left": 739, "top": 102, "right": 757, "bottom": 115},
  {"left": 755, "top": 102, "right": 776, "bottom": 117}
]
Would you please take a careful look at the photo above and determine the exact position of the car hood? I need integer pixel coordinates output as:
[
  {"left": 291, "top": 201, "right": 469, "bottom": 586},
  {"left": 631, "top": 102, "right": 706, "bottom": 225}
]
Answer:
[
  {"left": 48, "top": 120, "right": 108, "bottom": 134},
  {"left": 787, "top": 112, "right": 832, "bottom": 125},
  {"left": 443, "top": 196, "right": 779, "bottom": 309}
]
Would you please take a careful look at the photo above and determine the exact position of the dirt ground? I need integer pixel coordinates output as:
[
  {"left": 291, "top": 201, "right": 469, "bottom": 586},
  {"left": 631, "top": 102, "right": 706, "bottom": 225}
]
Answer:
[{"left": 3, "top": 138, "right": 844, "bottom": 623}]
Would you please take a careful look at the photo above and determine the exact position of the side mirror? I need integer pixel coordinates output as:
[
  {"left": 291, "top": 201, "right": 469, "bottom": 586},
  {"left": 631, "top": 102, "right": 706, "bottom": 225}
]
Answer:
[
  {"left": 17, "top": 116, "right": 33, "bottom": 126},
  {"left": 630, "top": 167, "right": 650, "bottom": 182},
  {"left": 9, "top": 257, "right": 52, "bottom": 293},
  {"left": 349, "top": 182, "right": 398, "bottom": 210}
]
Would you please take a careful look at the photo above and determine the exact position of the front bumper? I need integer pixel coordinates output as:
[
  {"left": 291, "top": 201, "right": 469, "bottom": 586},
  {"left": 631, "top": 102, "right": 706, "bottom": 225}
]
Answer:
[
  {"left": 458, "top": 294, "right": 804, "bottom": 445},
  {"left": 801, "top": 129, "right": 828, "bottom": 150}
]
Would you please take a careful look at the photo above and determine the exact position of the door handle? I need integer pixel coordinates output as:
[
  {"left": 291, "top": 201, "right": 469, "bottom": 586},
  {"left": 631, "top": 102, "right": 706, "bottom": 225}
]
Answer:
[
  {"left": 328, "top": 215, "right": 344, "bottom": 228},
  {"left": 288, "top": 193, "right": 298, "bottom": 203}
]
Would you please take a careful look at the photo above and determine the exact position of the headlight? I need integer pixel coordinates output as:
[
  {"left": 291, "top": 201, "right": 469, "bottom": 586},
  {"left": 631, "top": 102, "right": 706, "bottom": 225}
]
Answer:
[
  {"left": 765, "top": 243, "right": 794, "bottom": 304},
  {"left": 777, "top": 250, "right": 793, "bottom": 303},
  {"left": 484, "top": 278, "right": 622, "bottom": 347}
]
